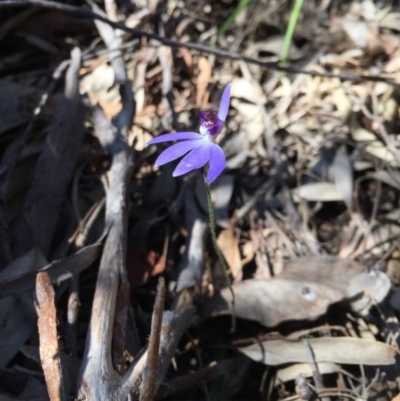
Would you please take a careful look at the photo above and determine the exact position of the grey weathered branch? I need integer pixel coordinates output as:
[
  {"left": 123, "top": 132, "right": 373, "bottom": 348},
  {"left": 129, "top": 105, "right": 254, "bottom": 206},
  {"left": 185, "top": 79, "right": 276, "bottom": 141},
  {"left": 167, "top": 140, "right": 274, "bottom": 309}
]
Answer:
[{"left": 76, "top": 1, "right": 134, "bottom": 399}]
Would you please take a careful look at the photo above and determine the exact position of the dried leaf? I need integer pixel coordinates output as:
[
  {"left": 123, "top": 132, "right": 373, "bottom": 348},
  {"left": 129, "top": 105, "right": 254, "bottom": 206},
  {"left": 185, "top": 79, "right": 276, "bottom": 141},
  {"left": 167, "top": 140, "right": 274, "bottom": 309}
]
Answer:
[
  {"left": 80, "top": 63, "right": 120, "bottom": 104},
  {"left": 202, "top": 256, "right": 366, "bottom": 327},
  {"left": 369, "top": 170, "right": 400, "bottom": 191},
  {"left": 127, "top": 251, "right": 166, "bottom": 285},
  {"left": 196, "top": 57, "right": 212, "bottom": 107},
  {"left": 239, "top": 337, "right": 396, "bottom": 366},
  {"left": 332, "top": 145, "right": 353, "bottom": 209},
  {"left": 231, "top": 77, "right": 267, "bottom": 104},
  {"left": 332, "top": 88, "right": 352, "bottom": 119},
  {"left": 202, "top": 278, "right": 344, "bottom": 327},
  {"left": 294, "top": 182, "right": 344, "bottom": 202},
  {"left": 341, "top": 20, "right": 369, "bottom": 48},
  {"left": 231, "top": 99, "right": 264, "bottom": 143},
  {"left": 379, "top": 11, "right": 400, "bottom": 31},
  {"left": 349, "top": 271, "right": 391, "bottom": 314},
  {"left": 217, "top": 228, "right": 242, "bottom": 280},
  {"left": 352, "top": 127, "right": 397, "bottom": 165}
]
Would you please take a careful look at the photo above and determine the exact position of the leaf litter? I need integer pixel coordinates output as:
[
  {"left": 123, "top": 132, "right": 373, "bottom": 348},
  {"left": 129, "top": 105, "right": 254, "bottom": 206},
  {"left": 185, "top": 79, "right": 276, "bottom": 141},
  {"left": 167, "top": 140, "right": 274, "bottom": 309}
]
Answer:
[{"left": 1, "top": 0, "right": 400, "bottom": 400}]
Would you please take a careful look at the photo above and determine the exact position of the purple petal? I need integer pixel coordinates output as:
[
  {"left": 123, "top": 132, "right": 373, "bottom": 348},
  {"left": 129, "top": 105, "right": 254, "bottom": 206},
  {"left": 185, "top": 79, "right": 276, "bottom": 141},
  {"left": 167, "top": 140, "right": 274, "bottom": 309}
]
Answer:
[
  {"left": 147, "top": 132, "right": 202, "bottom": 145},
  {"left": 155, "top": 139, "right": 204, "bottom": 167},
  {"left": 217, "top": 84, "right": 231, "bottom": 122},
  {"left": 173, "top": 142, "right": 212, "bottom": 177},
  {"left": 207, "top": 144, "right": 226, "bottom": 183}
]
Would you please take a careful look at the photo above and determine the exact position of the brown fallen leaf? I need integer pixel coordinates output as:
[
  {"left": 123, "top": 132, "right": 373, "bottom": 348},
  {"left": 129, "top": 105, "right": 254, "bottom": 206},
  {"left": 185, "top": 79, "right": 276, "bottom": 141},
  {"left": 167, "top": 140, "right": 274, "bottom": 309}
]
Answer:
[
  {"left": 196, "top": 56, "right": 212, "bottom": 107},
  {"left": 126, "top": 251, "right": 166, "bottom": 285},
  {"left": 217, "top": 228, "right": 242, "bottom": 280}
]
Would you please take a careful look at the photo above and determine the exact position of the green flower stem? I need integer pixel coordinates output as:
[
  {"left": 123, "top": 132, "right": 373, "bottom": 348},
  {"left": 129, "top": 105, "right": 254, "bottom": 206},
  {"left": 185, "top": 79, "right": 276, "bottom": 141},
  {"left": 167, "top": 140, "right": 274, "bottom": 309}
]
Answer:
[
  {"left": 203, "top": 173, "right": 236, "bottom": 333},
  {"left": 279, "top": 0, "right": 304, "bottom": 67}
]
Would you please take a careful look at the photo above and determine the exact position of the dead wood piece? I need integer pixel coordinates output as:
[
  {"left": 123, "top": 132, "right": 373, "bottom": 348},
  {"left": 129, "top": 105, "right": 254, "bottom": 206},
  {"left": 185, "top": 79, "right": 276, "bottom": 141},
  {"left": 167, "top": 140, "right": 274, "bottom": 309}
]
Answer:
[
  {"left": 91, "top": 0, "right": 135, "bottom": 371},
  {"left": 12, "top": 47, "right": 87, "bottom": 258},
  {"left": 77, "top": 222, "right": 127, "bottom": 400},
  {"left": 156, "top": 306, "right": 195, "bottom": 389},
  {"left": 125, "top": 306, "right": 195, "bottom": 396},
  {"left": 36, "top": 272, "right": 68, "bottom": 401},
  {"left": 139, "top": 278, "right": 166, "bottom": 401},
  {"left": 76, "top": 1, "right": 134, "bottom": 398},
  {"left": 112, "top": 265, "right": 131, "bottom": 371}
]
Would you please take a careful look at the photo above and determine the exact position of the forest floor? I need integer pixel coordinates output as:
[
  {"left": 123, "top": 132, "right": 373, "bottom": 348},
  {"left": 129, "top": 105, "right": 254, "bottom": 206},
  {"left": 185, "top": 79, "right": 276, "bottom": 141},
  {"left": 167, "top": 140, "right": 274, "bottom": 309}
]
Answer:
[{"left": 1, "top": 0, "right": 400, "bottom": 400}]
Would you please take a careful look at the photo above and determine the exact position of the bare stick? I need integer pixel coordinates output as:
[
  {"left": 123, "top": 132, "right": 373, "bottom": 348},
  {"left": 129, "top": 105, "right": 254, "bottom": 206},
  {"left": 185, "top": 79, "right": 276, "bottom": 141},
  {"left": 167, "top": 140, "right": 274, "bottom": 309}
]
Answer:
[
  {"left": 139, "top": 278, "right": 166, "bottom": 401},
  {"left": 36, "top": 272, "right": 68, "bottom": 401},
  {"left": 76, "top": 0, "right": 134, "bottom": 398}
]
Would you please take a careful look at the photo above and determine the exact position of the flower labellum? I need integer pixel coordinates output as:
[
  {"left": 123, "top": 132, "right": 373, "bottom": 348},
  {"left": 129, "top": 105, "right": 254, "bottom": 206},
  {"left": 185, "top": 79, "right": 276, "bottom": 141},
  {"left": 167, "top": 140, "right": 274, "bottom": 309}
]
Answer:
[{"left": 147, "top": 84, "right": 231, "bottom": 183}]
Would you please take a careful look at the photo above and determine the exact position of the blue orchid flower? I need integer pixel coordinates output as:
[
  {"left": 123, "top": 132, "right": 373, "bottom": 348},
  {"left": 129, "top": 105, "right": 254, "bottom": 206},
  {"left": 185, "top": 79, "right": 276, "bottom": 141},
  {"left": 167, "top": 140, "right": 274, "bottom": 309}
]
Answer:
[{"left": 147, "top": 84, "right": 231, "bottom": 183}]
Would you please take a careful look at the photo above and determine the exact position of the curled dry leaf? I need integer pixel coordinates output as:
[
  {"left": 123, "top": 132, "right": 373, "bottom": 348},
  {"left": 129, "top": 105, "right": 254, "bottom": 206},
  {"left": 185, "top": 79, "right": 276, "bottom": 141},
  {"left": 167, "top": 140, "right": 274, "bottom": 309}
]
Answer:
[{"left": 239, "top": 337, "right": 396, "bottom": 366}]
